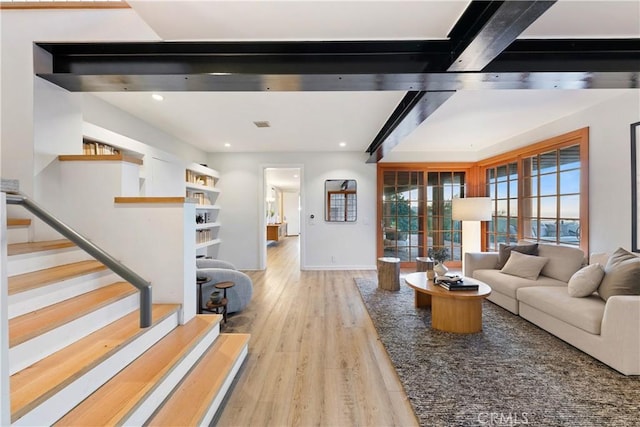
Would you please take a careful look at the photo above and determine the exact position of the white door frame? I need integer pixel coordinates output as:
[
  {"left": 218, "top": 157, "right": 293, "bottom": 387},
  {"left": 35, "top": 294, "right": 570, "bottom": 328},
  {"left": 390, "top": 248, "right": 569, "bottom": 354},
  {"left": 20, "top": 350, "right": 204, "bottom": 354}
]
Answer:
[{"left": 258, "top": 164, "right": 304, "bottom": 270}]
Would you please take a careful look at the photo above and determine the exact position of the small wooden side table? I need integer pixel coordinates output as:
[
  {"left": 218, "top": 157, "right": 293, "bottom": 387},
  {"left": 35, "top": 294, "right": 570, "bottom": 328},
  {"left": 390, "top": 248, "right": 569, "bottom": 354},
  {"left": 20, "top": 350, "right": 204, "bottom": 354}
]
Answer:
[
  {"left": 377, "top": 257, "right": 401, "bottom": 291},
  {"left": 204, "top": 281, "right": 235, "bottom": 323}
]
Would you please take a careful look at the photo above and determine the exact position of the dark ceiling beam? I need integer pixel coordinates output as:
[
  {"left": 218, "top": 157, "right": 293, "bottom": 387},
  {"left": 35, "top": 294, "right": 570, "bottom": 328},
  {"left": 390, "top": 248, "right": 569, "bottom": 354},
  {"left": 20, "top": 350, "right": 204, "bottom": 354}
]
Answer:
[
  {"left": 365, "top": 0, "right": 556, "bottom": 161},
  {"left": 34, "top": 14, "right": 640, "bottom": 162},
  {"left": 365, "top": 91, "right": 455, "bottom": 163},
  {"left": 447, "top": 0, "right": 556, "bottom": 72}
]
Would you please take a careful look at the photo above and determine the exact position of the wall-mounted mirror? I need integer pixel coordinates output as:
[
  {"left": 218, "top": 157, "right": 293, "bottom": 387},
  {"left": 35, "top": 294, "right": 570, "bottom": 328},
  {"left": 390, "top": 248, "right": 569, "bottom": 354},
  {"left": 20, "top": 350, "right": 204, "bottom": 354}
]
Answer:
[{"left": 325, "top": 179, "right": 357, "bottom": 222}]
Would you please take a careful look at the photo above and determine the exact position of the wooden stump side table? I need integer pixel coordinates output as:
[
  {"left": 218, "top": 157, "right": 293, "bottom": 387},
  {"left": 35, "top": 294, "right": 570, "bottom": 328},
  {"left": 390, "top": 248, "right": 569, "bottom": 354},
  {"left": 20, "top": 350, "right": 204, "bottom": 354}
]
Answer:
[{"left": 377, "top": 257, "right": 401, "bottom": 291}]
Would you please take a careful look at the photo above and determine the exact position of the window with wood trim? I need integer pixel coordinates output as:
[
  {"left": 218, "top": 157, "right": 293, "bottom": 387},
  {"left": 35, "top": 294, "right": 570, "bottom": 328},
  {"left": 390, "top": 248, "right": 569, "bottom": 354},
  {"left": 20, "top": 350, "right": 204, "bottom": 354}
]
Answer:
[
  {"left": 521, "top": 145, "right": 582, "bottom": 247},
  {"left": 485, "top": 162, "right": 519, "bottom": 250},
  {"left": 480, "top": 128, "right": 589, "bottom": 254}
]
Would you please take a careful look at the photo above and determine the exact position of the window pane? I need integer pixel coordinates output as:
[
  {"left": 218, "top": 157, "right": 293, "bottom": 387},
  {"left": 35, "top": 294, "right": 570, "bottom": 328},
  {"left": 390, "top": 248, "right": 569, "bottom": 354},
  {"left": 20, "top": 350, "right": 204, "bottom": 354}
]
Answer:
[
  {"left": 509, "top": 199, "right": 518, "bottom": 216},
  {"left": 509, "top": 180, "right": 518, "bottom": 197},
  {"left": 509, "top": 218, "right": 518, "bottom": 235},
  {"left": 560, "top": 170, "right": 580, "bottom": 194},
  {"left": 539, "top": 220, "right": 557, "bottom": 240},
  {"left": 383, "top": 172, "right": 396, "bottom": 186},
  {"left": 509, "top": 162, "right": 518, "bottom": 180},
  {"left": 497, "top": 200, "right": 508, "bottom": 216},
  {"left": 559, "top": 219, "right": 580, "bottom": 244},
  {"left": 497, "top": 165, "right": 508, "bottom": 181},
  {"left": 488, "top": 168, "right": 495, "bottom": 181},
  {"left": 497, "top": 182, "right": 508, "bottom": 198},
  {"left": 488, "top": 182, "right": 496, "bottom": 198},
  {"left": 522, "top": 177, "right": 537, "bottom": 197},
  {"left": 540, "top": 151, "right": 557, "bottom": 174},
  {"left": 540, "top": 196, "right": 557, "bottom": 217},
  {"left": 531, "top": 156, "right": 539, "bottom": 176},
  {"left": 560, "top": 195, "right": 580, "bottom": 218},
  {"left": 397, "top": 172, "right": 410, "bottom": 186},
  {"left": 441, "top": 173, "right": 452, "bottom": 185},
  {"left": 523, "top": 218, "right": 536, "bottom": 238},
  {"left": 540, "top": 173, "right": 556, "bottom": 196},
  {"left": 560, "top": 145, "right": 580, "bottom": 171},
  {"left": 524, "top": 197, "right": 538, "bottom": 217}
]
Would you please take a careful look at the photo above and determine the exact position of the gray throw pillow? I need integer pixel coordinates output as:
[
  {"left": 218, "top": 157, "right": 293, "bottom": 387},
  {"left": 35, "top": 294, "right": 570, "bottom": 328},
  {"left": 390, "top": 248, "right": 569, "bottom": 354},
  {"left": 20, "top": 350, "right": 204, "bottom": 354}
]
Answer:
[
  {"left": 496, "top": 243, "right": 539, "bottom": 269},
  {"left": 598, "top": 247, "right": 640, "bottom": 301},
  {"left": 568, "top": 263, "right": 605, "bottom": 297},
  {"left": 500, "top": 250, "right": 549, "bottom": 280}
]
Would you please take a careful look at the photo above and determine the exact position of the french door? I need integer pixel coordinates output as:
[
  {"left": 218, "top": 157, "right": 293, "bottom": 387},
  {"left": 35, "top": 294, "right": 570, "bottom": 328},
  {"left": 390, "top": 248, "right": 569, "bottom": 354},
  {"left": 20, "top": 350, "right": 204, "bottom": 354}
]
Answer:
[{"left": 377, "top": 164, "right": 475, "bottom": 268}]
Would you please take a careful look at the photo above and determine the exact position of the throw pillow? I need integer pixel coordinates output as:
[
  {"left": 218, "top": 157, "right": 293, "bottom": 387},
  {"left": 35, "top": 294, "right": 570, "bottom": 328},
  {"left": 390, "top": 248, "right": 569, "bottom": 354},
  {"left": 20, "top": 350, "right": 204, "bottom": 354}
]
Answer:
[
  {"left": 500, "top": 250, "right": 549, "bottom": 280},
  {"left": 567, "top": 263, "right": 605, "bottom": 297},
  {"left": 598, "top": 247, "right": 640, "bottom": 301},
  {"left": 496, "top": 243, "right": 539, "bottom": 269}
]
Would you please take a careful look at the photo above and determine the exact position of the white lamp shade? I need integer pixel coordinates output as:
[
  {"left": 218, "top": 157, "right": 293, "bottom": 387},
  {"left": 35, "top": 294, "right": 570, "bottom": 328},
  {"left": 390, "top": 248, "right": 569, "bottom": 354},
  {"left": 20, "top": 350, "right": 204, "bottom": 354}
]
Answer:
[{"left": 452, "top": 197, "right": 492, "bottom": 221}]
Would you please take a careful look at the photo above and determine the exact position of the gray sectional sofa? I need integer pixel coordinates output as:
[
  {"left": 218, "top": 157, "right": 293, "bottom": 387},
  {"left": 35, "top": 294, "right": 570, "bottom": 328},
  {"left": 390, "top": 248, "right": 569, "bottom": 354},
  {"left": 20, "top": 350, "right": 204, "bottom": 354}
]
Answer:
[{"left": 466, "top": 243, "right": 640, "bottom": 375}]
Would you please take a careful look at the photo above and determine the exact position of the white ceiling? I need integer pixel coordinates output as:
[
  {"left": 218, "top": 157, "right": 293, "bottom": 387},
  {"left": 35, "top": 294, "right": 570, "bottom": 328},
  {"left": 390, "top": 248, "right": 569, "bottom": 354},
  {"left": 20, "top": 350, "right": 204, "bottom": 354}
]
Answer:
[{"left": 90, "top": 0, "right": 640, "bottom": 190}]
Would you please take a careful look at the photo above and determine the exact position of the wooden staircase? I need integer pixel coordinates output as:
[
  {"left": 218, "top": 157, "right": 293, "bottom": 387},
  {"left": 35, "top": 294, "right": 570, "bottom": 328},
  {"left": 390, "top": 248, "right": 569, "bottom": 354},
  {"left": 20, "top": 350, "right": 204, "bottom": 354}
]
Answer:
[{"left": 6, "top": 235, "right": 249, "bottom": 426}]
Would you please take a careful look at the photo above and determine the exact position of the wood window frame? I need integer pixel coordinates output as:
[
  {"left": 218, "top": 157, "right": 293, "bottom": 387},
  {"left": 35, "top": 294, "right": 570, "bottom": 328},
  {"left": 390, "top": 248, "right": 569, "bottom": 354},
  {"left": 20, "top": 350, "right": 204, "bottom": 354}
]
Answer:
[
  {"left": 376, "top": 162, "right": 478, "bottom": 268},
  {"left": 477, "top": 127, "right": 589, "bottom": 255}
]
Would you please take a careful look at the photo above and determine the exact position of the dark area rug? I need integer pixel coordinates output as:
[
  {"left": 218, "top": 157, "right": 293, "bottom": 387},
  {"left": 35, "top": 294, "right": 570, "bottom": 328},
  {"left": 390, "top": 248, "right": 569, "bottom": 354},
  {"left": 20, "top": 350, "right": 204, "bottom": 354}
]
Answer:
[{"left": 354, "top": 277, "right": 640, "bottom": 427}]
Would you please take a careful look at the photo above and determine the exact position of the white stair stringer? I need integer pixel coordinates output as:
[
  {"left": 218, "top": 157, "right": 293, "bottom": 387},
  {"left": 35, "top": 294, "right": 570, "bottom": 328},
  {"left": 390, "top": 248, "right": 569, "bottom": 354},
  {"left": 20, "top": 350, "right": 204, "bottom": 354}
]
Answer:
[
  {"left": 9, "top": 292, "right": 138, "bottom": 375},
  {"left": 12, "top": 309, "right": 180, "bottom": 427},
  {"left": 121, "top": 321, "right": 222, "bottom": 425},
  {"left": 8, "top": 270, "right": 119, "bottom": 318},
  {"left": 202, "top": 341, "right": 249, "bottom": 426},
  {"left": 8, "top": 246, "right": 91, "bottom": 276}
]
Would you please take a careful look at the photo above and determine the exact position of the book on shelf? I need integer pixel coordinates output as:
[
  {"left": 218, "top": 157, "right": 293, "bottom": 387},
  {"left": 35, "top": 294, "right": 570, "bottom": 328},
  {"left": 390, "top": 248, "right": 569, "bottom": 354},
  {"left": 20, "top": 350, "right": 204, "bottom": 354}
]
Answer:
[
  {"left": 83, "top": 141, "right": 120, "bottom": 155},
  {"left": 186, "top": 170, "right": 215, "bottom": 188}
]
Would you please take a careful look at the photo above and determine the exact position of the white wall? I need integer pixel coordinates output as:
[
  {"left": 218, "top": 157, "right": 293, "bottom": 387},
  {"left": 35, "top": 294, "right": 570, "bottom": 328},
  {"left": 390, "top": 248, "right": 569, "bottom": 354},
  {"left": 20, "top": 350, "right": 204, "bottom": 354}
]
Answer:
[
  {"left": 208, "top": 151, "right": 377, "bottom": 270},
  {"left": 283, "top": 191, "right": 300, "bottom": 235},
  {"left": 0, "top": 8, "right": 159, "bottom": 198}
]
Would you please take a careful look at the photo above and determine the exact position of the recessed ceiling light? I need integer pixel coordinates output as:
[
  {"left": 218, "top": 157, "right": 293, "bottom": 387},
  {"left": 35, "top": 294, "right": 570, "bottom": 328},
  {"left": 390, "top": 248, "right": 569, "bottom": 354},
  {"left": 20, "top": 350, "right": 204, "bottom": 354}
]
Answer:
[
  {"left": 224, "top": 143, "right": 231, "bottom": 148},
  {"left": 293, "top": 174, "right": 299, "bottom": 178},
  {"left": 339, "top": 142, "right": 347, "bottom": 147},
  {"left": 151, "top": 93, "right": 164, "bottom": 101}
]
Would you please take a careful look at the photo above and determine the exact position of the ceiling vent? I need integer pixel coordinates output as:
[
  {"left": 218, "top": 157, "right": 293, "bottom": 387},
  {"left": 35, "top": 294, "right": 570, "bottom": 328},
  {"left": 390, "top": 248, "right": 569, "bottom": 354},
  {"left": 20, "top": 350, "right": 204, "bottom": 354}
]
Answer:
[{"left": 253, "top": 121, "right": 271, "bottom": 128}]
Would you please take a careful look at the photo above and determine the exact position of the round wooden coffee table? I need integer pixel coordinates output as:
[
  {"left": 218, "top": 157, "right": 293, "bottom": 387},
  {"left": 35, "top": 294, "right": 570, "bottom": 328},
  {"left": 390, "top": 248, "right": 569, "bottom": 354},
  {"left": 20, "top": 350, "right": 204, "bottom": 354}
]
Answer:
[{"left": 404, "top": 272, "right": 491, "bottom": 334}]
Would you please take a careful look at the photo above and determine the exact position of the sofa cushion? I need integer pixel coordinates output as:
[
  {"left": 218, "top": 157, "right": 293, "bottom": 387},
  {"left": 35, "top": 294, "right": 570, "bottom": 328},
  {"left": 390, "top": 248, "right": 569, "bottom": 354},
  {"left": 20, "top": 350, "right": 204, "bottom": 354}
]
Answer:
[
  {"left": 537, "top": 244, "right": 585, "bottom": 282},
  {"left": 496, "top": 243, "right": 539, "bottom": 269},
  {"left": 501, "top": 251, "right": 548, "bottom": 280},
  {"left": 473, "top": 269, "right": 566, "bottom": 299},
  {"left": 568, "top": 263, "right": 605, "bottom": 297},
  {"left": 517, "top": 286, "right": 605, "bottom": 335},
  {"left": 598, "top": 247, "right": 640, "bottom": 301}
]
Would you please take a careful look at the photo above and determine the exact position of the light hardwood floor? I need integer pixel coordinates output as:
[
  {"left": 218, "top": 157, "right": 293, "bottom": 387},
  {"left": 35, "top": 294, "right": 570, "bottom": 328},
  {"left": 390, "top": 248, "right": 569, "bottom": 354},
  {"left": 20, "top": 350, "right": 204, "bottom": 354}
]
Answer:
[{"left": 216, "top": 236, "right": 418, "bottom": 427}]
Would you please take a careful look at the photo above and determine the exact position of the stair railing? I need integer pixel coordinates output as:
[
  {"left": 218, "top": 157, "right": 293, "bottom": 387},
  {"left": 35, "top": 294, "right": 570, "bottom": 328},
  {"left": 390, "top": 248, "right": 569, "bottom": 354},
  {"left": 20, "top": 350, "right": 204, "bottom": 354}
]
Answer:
[{"left": 6, "top": 191, "right": 152, "bottom": 328}]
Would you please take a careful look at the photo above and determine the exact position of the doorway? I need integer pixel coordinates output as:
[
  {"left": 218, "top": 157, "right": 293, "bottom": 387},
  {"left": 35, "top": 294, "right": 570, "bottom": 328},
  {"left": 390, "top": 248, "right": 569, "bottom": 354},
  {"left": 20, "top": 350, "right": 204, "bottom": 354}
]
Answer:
[{"left": 263, "top": 166, "right": 302, "bottom": 268}]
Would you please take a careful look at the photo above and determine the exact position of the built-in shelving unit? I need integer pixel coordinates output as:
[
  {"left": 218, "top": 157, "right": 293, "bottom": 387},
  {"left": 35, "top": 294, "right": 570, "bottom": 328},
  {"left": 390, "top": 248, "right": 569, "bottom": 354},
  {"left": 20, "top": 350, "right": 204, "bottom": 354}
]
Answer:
[{"left": 186, "top": 163, "right": 221, "bottom": 256}]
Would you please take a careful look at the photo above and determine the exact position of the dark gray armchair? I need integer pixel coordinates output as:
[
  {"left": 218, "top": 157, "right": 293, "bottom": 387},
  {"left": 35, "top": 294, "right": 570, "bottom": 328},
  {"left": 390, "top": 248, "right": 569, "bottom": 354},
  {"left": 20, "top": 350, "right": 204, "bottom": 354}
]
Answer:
[{"left": 196, "top": 258, "right": 253, "bottom": 314}]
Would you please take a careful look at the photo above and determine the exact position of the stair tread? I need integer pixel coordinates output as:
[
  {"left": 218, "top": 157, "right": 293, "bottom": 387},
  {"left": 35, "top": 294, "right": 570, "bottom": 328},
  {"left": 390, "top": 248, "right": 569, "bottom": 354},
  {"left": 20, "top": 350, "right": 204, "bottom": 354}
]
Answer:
[
  {"left": 54, "top": 314, "right": 223, "bottom": 426},
  {"left": 8, "top": 239, "right": 74, "bottom": 256},
  {"left": 9, "top": 282, "right": 137, "bottom": 347},
  {"left": 7, "top": 218, "right": 31, "bottom": 227},
  {"left": 147, "top": 333, "right": 250, "bottom": 426},
  {"left": 10, "top": 304, "right": 180, "bottom": 422},
  {"left": 8, "top": 260, "right": 108, "bottom": 295}
]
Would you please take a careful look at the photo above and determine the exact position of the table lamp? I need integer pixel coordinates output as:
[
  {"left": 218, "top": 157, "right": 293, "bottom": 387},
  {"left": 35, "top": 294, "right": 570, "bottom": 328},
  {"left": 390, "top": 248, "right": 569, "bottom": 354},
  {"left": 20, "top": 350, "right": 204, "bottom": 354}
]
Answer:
[{"left": 452, "top": 197, "right": 492, "bottom": 275}]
